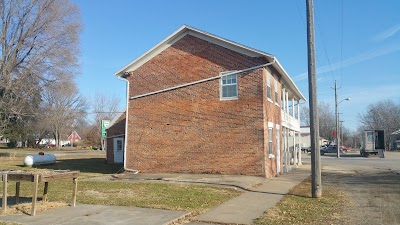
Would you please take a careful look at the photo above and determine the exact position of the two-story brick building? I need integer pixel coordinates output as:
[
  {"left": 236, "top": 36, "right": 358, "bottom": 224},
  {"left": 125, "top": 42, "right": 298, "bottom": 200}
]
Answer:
[{"left": 112, "top": 25, "right": 305, "bottom": 178}]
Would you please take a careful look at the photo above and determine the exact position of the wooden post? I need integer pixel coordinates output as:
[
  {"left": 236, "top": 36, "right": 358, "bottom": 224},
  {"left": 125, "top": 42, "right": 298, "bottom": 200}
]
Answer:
[
  {"left": 43, "top": 182, "right": 49, "bottom": 203},
  {"left": 2, "top": 174, "right": 7, "bottom": 214},
  {"left": 72, "top": 178, "right": 77, "bottom": 207},
  {"left": 31, "top": 174, "right": 39, "bottom": 216},
  {"left": 15, "top": 182, "right": 20, "bottom": 204},
  {"left": 307, "top": 0, "right": 322, "bottom": 198}
]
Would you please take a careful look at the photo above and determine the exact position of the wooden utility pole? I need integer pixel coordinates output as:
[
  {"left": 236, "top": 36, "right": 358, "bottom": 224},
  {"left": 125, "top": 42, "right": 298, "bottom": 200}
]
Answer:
[
  {"left": 334, "top": 80, "right": 340, "bottom": 158},
  {"left": 306, "top": 0, "right": 322, "bottom": 198}
]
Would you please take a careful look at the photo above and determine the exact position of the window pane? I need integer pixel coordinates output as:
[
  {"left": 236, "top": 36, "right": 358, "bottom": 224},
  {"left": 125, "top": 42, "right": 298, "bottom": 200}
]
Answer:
[
  {"left": 268, "top": 129, "right": 272, "bottom": 141},
  {"left": 269, "top": 142, "right": 273, "bottom": 154},
  {"left": 227, "top": 85, "right": 235, "bottom": 97},
  {"left": 267, "top": 87, "right": 272, "bottom": 98},
  {"left": 223, "top": 86, "right": 228, "bottom": 97}
]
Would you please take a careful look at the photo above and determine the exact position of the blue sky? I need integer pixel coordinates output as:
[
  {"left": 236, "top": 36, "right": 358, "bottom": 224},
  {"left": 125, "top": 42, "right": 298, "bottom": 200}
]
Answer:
[{"left": 74, "top": 0, "right": 400, "bottom": 131}]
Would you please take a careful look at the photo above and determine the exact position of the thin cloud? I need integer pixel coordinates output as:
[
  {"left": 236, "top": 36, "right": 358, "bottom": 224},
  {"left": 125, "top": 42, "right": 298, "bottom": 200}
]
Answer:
[
  {"left": 293, "top": 45, "right": 400, "bottom": 81},
  {"left": 373, "top": 24, "right": 400, "bottom": 42}
]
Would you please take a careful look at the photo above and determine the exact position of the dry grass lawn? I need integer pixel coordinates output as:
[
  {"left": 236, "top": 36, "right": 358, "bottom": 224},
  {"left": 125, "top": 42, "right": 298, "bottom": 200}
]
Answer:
[
  {"left": 0, "top": 151, "right": 241, "bottom": 216},
  {"left": 254, "top": 177, "right": 348, "bottom": 225}
]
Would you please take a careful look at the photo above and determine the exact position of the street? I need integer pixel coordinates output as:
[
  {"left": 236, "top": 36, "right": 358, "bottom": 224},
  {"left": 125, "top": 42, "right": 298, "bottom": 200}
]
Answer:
[{"left": 302, "top": 151, "right": 400, "bottom": 225}]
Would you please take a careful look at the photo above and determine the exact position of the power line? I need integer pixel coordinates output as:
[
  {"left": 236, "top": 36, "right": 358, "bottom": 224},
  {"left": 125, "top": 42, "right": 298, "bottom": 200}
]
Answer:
[
  {"left": 340, "top": 0, "right": 344, "bottom": 88},
  {"left": 314, "top": 0, "right": 336, "bottom": 83}
]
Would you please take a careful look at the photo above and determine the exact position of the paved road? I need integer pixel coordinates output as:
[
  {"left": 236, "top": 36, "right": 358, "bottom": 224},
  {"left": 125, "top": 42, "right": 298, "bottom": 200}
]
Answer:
[{"left": 302, "top": 150, "right": 400, "bottom": 172}]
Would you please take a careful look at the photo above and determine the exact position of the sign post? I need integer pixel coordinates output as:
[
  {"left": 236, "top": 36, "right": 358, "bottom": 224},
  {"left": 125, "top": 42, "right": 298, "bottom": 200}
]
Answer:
[
  {"left": 101, "top": 120, "right": 110, "bottom": 151},
  {"left": 101, "top": 120, "right": 110, "bottom": 137}
]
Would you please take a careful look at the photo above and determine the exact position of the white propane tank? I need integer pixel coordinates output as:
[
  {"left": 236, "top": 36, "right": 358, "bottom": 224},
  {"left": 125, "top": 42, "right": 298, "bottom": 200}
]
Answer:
[{"left": 24, "top": 153, "right": 56, "bottom": 167}]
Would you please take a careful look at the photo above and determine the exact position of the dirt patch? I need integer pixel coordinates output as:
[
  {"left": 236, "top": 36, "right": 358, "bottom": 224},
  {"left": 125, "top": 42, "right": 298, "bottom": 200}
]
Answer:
[
  {"left": 0, "top": 202, "right": 68, "bottom": 216},
  {"left": 323, "top": 170, "right": 400, "bottom": 225}
]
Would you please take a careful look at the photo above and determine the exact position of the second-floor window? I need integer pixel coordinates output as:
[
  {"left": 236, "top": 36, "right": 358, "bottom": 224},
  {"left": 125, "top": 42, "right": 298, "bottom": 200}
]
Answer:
[
  {"left": 221, "top": 73, "right": 238, "bottom": 100},
  {"left": 274, "top": 77, "right": 279, "bottom": 104},
  {"left": 267, "top": 71, "right": 272, "bottom": 100}
]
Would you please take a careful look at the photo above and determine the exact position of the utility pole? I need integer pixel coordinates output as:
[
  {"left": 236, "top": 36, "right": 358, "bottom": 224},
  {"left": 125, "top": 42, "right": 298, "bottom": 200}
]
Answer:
[
  {"left": 334, "top": 80, "right": 340, "bottom": 158},
  {"left": 306, "top": 0, "right": 322, "bottom": 198}
]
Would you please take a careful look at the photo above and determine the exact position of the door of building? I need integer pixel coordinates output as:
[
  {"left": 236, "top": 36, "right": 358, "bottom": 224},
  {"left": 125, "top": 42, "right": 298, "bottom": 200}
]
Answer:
[{"left": 113, "top": 138, "right": 124, "bottom": 163}]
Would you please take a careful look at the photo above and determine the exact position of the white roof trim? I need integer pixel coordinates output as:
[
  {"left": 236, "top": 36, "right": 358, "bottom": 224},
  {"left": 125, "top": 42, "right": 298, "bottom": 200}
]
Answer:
[{"left": 114, "top": 25, "right": 305, "bottom": 100}]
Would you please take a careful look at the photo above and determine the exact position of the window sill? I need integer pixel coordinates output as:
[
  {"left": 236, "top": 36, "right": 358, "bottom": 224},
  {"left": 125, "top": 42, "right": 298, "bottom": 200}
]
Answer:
[
  {"left": 267, "top": 98, "right": 273, "bottom": 103},
  {"left": 275, "top": 103, "right": 280, "bottom": 107},
  {"left": 220, "top": 97, "right": 239, "bottom": 101},
  {"left": 268, "top": 154, "right": 275, "bottom": 159}
]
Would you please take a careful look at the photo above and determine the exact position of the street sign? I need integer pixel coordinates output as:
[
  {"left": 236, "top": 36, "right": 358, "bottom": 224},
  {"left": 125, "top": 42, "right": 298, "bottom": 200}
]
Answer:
[{"left": 101, "top": 120, "right": 110, "bottom": 137}]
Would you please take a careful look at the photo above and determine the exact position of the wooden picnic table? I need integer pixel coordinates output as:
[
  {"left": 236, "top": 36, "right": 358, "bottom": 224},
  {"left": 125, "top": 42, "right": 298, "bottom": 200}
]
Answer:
[{"left": 1, "top": 170, "right": 79, "bottom": 216}]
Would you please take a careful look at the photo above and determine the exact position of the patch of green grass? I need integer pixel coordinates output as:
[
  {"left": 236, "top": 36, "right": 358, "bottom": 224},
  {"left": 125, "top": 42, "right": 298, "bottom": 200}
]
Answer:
[{"left": 254, "top": 177, "right": 347, "bottom": 225}]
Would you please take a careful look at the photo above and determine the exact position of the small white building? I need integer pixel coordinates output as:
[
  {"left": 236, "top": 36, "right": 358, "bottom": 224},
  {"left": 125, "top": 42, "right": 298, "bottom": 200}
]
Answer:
[{"left": 300, "top": 126, "right": 329, "bottom": 150}]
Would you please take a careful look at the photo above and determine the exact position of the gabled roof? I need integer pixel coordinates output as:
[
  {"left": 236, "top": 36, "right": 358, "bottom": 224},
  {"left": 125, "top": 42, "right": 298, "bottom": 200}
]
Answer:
[
  {"left": 115, "top": 25, "right": 305, "bottom": 101},
  {"left": 68, "top": 131, "right": 81, "bottom": 140},
  {"left": 106, "top": 110, "right": 126, "bottom": 130}
]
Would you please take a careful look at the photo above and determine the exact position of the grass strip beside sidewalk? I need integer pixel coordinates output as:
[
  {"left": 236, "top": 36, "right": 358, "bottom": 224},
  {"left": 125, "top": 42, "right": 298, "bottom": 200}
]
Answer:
[{"left": 254, "top": 177, "right": 348, "bottom": 225}]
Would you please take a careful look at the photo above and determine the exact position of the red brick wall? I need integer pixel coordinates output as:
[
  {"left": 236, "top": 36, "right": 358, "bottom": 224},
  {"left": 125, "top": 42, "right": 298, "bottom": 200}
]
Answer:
[
  {"left": 106, "top": 113, "right": 126, "bottom": 164},
  {"left": 125, "top": 34, "right": 277, "bottom": 177}
]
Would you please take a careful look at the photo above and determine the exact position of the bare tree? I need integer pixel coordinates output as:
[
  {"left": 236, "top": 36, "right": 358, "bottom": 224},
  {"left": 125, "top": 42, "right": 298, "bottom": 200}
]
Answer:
[
  {"left": 88, "top": 92, "right": 121, "bottom": 149},
  {"left": 301, "top": 102, "right": 336, "bottom": 141},
  {"left": 0, "top": 0, "right": 81, "bottom": 135},
  {"left": 41, "top": 81, "right": 86, "bottom": 148},
  {"left": 358, "top": 99, "right": 400, "bottom": 149},
  {"left": 300, "top": 106, "right": 310, "bottom": 126},
  {"left": 318, "top": 102, "right": 336, "bottom": 141}
]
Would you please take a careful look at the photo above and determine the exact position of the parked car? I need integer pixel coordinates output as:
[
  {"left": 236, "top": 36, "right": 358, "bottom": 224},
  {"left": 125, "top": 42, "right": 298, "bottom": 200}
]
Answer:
[
  {"left": 45, "top": 144, "right": 55, "bottom": 148},
  {"left": 320, "top": 145, "right": 345, "bottom": 155},
  {"left": 340, "top": 146, "right": 350, "bottom": 151}
]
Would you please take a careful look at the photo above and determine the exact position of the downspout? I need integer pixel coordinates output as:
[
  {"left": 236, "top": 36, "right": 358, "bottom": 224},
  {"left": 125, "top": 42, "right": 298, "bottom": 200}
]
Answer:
[{"left": 118, "top": 74, "right": 139, "bottom": 174}]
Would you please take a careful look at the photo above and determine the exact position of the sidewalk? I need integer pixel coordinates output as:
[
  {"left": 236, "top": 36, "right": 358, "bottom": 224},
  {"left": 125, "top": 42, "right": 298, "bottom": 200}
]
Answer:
[
  {"left": 188, "top": 166, "right": 311, "bottom": 225},
  {"left": 0, "top": 204, "right": 189, "bottom": 225}
]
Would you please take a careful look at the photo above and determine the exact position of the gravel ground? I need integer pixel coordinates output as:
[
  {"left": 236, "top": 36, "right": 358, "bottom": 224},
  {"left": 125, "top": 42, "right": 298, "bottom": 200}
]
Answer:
[{"left": 323, "top": 168, "right": 400, "bottom": 225}]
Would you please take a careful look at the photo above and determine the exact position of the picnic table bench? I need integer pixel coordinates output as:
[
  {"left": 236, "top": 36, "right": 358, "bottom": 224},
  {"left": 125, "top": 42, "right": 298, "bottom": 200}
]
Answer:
[{"left": 1, "top": 170, "right": 79, "bottom": 216}]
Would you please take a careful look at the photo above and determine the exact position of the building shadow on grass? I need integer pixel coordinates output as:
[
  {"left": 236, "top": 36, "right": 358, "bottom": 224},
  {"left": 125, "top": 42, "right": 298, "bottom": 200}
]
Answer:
[{"left": 17, "top": 158, "right": 123, "bottom": 174}]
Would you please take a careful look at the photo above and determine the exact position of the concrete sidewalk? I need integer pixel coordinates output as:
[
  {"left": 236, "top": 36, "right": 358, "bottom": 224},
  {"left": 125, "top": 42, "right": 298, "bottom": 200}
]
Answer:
[
  {"left": 189, "top": 166, "right": 311, "bottom": 225},
  {"left": 0, "top": 204, "right": 189, "bottom": 225}
]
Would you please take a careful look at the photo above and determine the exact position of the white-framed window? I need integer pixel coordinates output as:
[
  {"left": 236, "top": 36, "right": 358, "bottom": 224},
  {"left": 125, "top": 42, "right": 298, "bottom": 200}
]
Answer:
[
  {"left": 116, "top": 140, "right": 123, "bottom": 152},
  {"left": 274, "top": 76, "right": 279, "bottom": 104},
  {"left": 268, "top": 127, "right": 273, "bottom": 155},
  {"left": 220, "top": 73, "right": 238, "bottom": 100},
  {"left": 267, "top": 70, "right": 272, "bottom": 100}
]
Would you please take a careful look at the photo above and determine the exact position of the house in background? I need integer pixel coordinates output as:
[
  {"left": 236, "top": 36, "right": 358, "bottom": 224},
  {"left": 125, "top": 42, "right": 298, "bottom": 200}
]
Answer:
[
  {"left": 300, "top": 126, "right": 329, "bottom": 151},
  {"left": 67, "top": 131, "right": 82, "bottom": 146},
  {"left": 106, "top": 112, "right": 126, "bottom": 164},
  {"left": 114, "top": 25, "right": 305, "bottom": 178}
]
